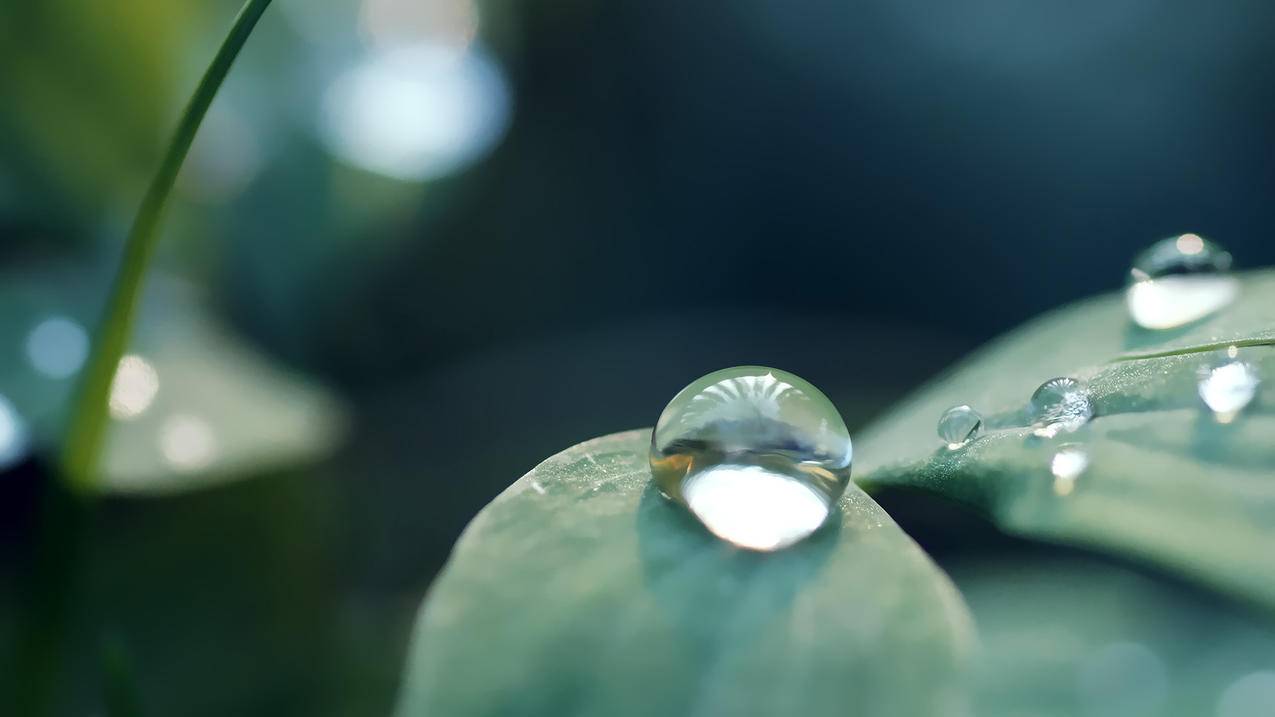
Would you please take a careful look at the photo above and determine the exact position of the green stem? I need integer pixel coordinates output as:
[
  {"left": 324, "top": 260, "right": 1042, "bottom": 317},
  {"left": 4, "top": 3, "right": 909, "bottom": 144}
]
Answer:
[{"left": 58, "top": 0, "right": 274, "bottom": 491}]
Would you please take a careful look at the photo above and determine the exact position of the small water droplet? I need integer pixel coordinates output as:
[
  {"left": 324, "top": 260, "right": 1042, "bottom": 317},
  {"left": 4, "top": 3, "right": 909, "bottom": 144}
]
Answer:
[
  {"left": 1198, "top": 357, "right": 1260, "bottom": 423},
  {"left": 1031, "top": 377, "right": 1093, "bottom": 433},
  {"left": 1125, "top": 233, "right": 1237, "bottom": 329},
  {"left": 937, "top": 404, "right": 982, "bottom": 448},
  {"left": 1050, "top": 443, "right": 1089, "bottom": 496},
  {"left": 650, "top": 366, "right": 852, "bottom": 551}
]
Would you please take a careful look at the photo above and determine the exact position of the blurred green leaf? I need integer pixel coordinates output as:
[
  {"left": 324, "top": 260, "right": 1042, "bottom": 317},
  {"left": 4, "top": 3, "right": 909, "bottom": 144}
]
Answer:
[
  {"left": 0, "top": 465, "right": 351, "bottom": 716},
  {"left": 858, "top": 269, "right": 1275, "bottom": 608},
  {"left": 0, "top": 262, "right": 345, "bottom": 494},
  {"left": 0, "top": 0, "right": 191, "bottom": 210},
  {"left": 395, "top": 429, "right": 975, "bottom": 717},
  {"left": 954, "top": 555, "right": 1275, "bottom": 717}
]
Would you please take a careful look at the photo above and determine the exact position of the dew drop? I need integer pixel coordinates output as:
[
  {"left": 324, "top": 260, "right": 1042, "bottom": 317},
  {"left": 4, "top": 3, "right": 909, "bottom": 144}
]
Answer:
[
  {"left": 1125, "top": 233, "right": 1237, "bottom": 330},
  {"left": 1198, "top": 356, "right": 1260, "bottom": 423},
  {"left": 937, "top": 404, "right": 982, "bottom": 448},
  {"left": 1030, "top": 377, "right": 1093, "bottom": 433},
  {"left": 650, "top": 366, "right": 852, "bottom": 551},
  {"left": 1050, "top": 443, "right": 1089, "bottom": 496}
]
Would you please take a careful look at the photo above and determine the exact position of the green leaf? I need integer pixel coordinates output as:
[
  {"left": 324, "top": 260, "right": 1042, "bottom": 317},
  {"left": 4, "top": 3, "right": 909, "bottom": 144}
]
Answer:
[
  {"left": 0, "top": 263, "right": 344, "bottom": 494},
  {"left": 955, "top": 554, "right": 1275, "bottom": 717},
  {"left": 395, "top": 429, "right": 975, "bottom": 717},
  {"left": 858, "top": 269, "right": 1275, "bottom": 608},
  {"left": 98, "top": 286, "right": 345, "bottom": 495},
  {"left": 0, "top": 0, "right": 194, "bottom": 211},
  {"left": 0, "top": 467, "right": 350, "bottom": 716}
]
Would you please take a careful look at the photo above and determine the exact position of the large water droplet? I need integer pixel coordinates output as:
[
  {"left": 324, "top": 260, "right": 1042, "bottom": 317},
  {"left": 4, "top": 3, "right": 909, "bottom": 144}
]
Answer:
[
  {"left": 650, "top": 366, "right": 852, "bottom": 551},
  {"left": 1030, "top": 377, "right": 1094, "bottom": 434},
  {"left": 937, "top": 404, "right": 982, "bottom": 448},
  {"left": 1198, "top": 355, "right": 1260, "bottom": 422},
  {"left": 1125, "top": 233, "right": 1238, "bottom": 329}
]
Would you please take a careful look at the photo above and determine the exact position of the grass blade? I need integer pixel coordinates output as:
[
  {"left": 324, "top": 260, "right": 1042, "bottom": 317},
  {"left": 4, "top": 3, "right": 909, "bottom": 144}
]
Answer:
[{"left": 58, "top": 0, "right": 274, "bottom": 491}]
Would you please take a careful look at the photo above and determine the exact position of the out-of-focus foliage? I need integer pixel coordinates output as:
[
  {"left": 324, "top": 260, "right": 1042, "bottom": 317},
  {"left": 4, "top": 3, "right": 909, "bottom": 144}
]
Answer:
[
  {"left": 955, "top": 554, "right": 1275, "bottom": 717},
  {"left": 0, "top": 0, "right": 188, "bottom": 220},
  {"left": 0, "top": 464, "right": 358, "bottom": 716},
  {"left": 0, "top": 262, "right": 345, "bottom": 493}
]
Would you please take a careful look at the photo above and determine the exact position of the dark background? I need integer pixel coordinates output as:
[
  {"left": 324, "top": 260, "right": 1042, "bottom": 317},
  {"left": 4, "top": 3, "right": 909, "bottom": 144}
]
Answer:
[{"left": 3, "top": 0, "right": 1275, "bottom": 713}]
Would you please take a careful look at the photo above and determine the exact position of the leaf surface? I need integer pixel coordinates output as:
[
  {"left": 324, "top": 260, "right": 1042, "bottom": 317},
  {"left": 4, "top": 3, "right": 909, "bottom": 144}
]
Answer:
[
  {"left": 859, "top": 269, "right": 1275, "bottom": 607},
  {"left": 396, "top": 429, "right": 974, "bottom": 717}
]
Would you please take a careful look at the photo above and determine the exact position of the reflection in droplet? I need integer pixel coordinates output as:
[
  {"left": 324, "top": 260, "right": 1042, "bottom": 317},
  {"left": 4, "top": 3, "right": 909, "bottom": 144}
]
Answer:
[
  {"left": 319, "top": 43, "right": 511, "bottom": 182},
  {"left": 1050, "top": 443, "right": 1089, "bottom": 496},
  {"left": 109, "top": 355, "right": 159, "bottom": 420},
  {"left": 159, "top": 414, "right": 218, "bottom": 472},
  {"left": 682, "top": 464, "right": 831, "bottom": 552},
  {"left": 1076, "top": 642, "right": 1167, "bottom": 716},
  {"left": 650, "top": 366, "right": 853, "bottom": 551},
  {"left": 25, "top": 316, "right": 89, "bottom": 379},
  {"left": 1031, "top": 377, "right": 1093, "bottom": 433},
  {"left": 1217, "top": 671, "right": 1275, "bottom": 717},
  {"left": 937, "top": 404, "right": 982, "bottom": 448},
  {"left": 1126, "top": 233, "right": 1237, "bottom": 330},
  {"left": 1198, "top": 359, "right": 1260, "bottom": 423},
  {"left": 0, "top": 394, "right": 29, "bottom": 469}
]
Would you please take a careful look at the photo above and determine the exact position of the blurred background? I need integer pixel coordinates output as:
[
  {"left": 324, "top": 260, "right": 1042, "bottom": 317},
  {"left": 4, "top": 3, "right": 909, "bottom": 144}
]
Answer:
[{"left": 3, "top": 0, "right": 1275, "bottom": 714}]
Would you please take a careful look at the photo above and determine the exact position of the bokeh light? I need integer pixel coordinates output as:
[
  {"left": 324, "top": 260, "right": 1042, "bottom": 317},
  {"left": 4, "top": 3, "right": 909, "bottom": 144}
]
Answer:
[
  {"left": 109, "top": 354, "right": 160, "bottom": 420},
  {"left": 25, "top": 315, "right": 89, "bottom": 379},
  {"left": 0, "top": 394, "right": 28, "bottom": 470},
  {"left": 159, "top": 413, "right": 218, "bottom": 472},
  {"left": 319, "top": 43, "right": 511, "bottom": 182}
]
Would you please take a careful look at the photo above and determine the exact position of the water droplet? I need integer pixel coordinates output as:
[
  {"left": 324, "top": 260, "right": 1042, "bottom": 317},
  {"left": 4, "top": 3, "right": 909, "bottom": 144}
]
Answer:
[
  {"left": 1050, "top": 443, "right": 1089, "bottom": 496},
  {"left": 937, "top": 404, "right": 982, "bottom": 448},
  {"left": 1198, "top": 357, "right": 1260, "bottom": 423},
  {"left": 650, "top": 366, "right": 852, "bottom": 551},
  {"left": 1030, "top": 377, "right": 1093, "bottom": 433},
  {"left": 1126, "top": 233, "right": 1238, "bottom": 329}
]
